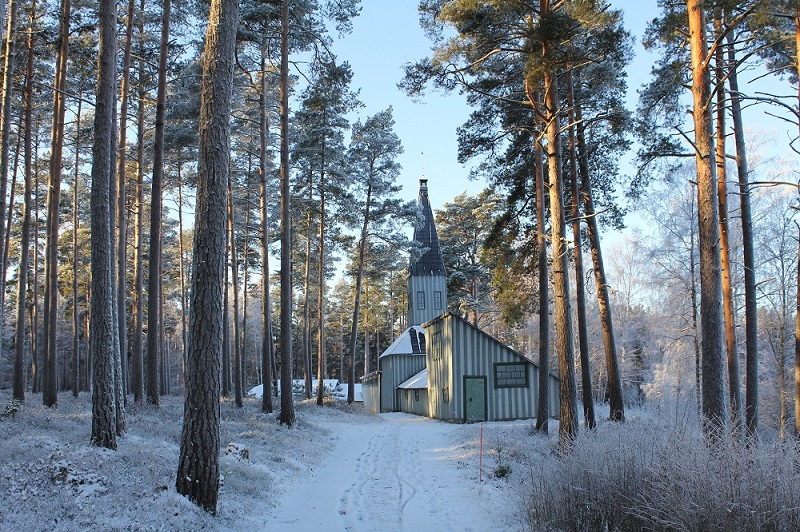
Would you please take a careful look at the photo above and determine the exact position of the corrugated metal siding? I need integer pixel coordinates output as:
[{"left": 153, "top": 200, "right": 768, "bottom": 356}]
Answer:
[
  {"left": 407, "top": 275, "right": 447, "bottom": 326},
  {"left": 426, "top": 319, "right": 455, "bottom": 420},
  {"left": 362, "top": 374, "right": 380, "bottom": 415},
  {"left": 398, "top": 388, "right": 429, "bottom": 417},
  {"left": 427, "top": 313, "right": 559, "bottom": 422},
  {"left": 379, "top": 354, "right": 426, "bottom": 412}
]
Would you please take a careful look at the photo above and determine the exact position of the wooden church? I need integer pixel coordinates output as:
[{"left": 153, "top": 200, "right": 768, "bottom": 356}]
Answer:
[{"left": 362, "top": 179, "right": 560, "bottom": 422}]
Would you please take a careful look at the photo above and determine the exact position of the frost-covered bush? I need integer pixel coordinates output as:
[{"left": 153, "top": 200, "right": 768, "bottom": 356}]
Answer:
[{"left": 525, "top": 422, "right": 800, "bottom": 531}]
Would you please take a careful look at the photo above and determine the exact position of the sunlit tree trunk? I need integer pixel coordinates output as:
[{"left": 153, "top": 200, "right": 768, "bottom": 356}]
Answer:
[
  {"left": 714, "top": 16, "right": 741, "bottom": 429},
  {"left": 567, "top": 71, "right": 595, "bottom": 430},
  {"left": 176, "top": 0, "right": 238, "bottom": 513},
  {"left": 688, "top": 0, "right": 726, "bottom": 433}
]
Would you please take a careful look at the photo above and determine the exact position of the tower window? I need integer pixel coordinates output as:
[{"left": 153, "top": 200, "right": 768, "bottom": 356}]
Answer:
[
  {"left": 417, "top": 291, "right": 425, "bottom": 310},
  {"left": 434, "top": 291, "right": 443, "bottom": 310}
]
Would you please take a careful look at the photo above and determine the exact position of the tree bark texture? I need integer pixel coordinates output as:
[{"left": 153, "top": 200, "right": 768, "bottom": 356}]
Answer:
[
  {"left": 259, "top": 52, "right": 274, "bottom": 413},
  {"left": 574, "top": 96, "right": 625, "bottom": 423},
  {"left": 687, "top": 0, "right": 727, "bottom": 433},
  {"left": 567, "top": 72, "right": 595, "bottom": 430},
  {"left": 543, "top": 67, "right": 579, "bottom": 446},
  {"left": 228, "top": 175, "right": 243, "bottom": 407},
  {"left": 43, "top": 0, "right": 70, "bottom": 408},
  {"left": 176, "top": 0, "right": 238, "bottom": 514},
  {"left": 116, "top": 0, "right": 136, "bottom": 404},
  {"left": 90, "top": 0, "right": 118, "bottom": 449},
  {"left": 348, "top": 183, "right": 372, "bottom": 404},
  {"left": 147, "top": 0, "right": 171, "bottom": 406},
  {"left": 278, "top": 0, "right": 295, "bottom": 426},
  {"left": 316, "top": 166, "right": 326, "bottom": 406},
  {"left": 0, "top": 0, "right": 19, "bottom": 331},
  {"left": 726, "top": 30, "right": 758, "bottom": 435},
  {"left": 534, "top": 127, "right": 550, "bottom": 432},
  {"left": 714, "top": 18, "right": 741, "bottom": 427}
]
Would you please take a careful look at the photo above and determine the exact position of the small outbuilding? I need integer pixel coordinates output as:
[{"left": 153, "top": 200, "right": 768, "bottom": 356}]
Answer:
[{"left": 397, "top": 368, "right": 429, "bottom": 417}]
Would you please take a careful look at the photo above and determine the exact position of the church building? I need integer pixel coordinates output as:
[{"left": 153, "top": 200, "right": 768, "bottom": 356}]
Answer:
[{"left": 362, "top": 179, "right": 559, "bottom": 422}]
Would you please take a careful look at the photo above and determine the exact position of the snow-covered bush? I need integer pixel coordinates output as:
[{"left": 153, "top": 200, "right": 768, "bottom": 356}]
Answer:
[{"left": 525, "top": 422, "right": 800, "bottom": 531}]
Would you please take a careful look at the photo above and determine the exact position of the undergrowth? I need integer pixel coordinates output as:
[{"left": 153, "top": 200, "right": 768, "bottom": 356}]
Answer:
[{"left": 525, "top": 422, "right": 800, "bottom": 531}]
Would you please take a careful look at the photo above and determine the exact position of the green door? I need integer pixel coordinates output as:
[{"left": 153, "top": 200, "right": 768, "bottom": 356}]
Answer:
[{"left": 464, "top": 376, "right": 486, "bottom": 422}]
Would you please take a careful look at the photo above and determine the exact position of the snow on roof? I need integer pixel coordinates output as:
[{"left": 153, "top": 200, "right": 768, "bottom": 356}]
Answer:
[
  {"left": 397, "top": 368, "right": 428, "bottom": 390},
  {"left": 379, "top": 325, "right": 427, "bottom": 358}
]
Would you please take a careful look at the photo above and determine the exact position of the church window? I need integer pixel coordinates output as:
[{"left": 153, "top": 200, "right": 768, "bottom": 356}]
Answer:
[
  {"left": 434, "top": 291, "right": 443, "bottom": 310},
  {"left": 417, "top": 291, "right": 425, "bottom": 310}
]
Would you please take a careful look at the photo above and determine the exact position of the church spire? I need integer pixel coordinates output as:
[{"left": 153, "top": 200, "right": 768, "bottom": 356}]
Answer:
[
  {"left": 408, "top": 179, "right": 447, "bottom": 326},
  {"left": 410, "top": 179, "right": 446, "bottom": 276}
]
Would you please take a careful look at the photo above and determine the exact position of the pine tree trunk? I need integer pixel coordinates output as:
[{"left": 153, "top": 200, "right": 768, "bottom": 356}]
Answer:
[
  {"left": 0, "top": 0, "right": 19, "bottom": 334},
  {"left": 90, "top": 0, "right": 118, "bottom": 449},
  {"left": 795, "top": 226, "right": 800, "bottom": 438},
  {"left": 228, "top": 175, "right": 242, "bottom": 407},
  {"left": 116, "top": 0, "right": 136, "bottom": 404},
  {"left": 278, "top": 0, "right": 295, "bottom": 426},
  {"left": 567, "top": 72, "right": 595, "bottom": 430},
  {"left": 131, "top": 0, "right": 145, "bottom": 402},
  {"left": 714, "top": 17, "right": 741, "bottom": 429},
  {"left": 31, "top": 147, "right": 39, "bottom": 394},
  {"left": 72, "top": 95, "right": 81, "bottom": 398},
  {"left": 146, "top": 0, "right": 171, "bottom": 406},
  {"left": 12, "top": 0, "right": 34, "bottom": 402},
  {"left": 574, "top": 94, "right": 625, "bottom": 423},
  {"left": 42, "top": 0, "right": 70, "bottom": 408},
  {"left": 534, "top": 122, "right": 550, "bottom": 432},
  {"left": 688, "top": 0, "right": 726, "bottom": 433},
  {"left": 176, "top": 0, "right": 238, "bottom": 514},
  {"left": 542, "top": 67, "right": 579, "bottom": 446},
  {"left": 348, "top": 183, "right": 372, "bottom": 404},
  {"left": 177, "top": 173, "right": 188, "bottom": 377},
  {"left": 303, "top": 192, "right": 312, "bottom": 399},
  {"left": 727, "top": 29, "right": 758, "bottom": 436},
  {"left": 223, "top": 239, "right": 230, "bottom": 396},
  {"left": 110, "top": 94, "right": 125, "bottom": 435},
  {"left": 259, "top": 50, "right": 273, "bottom": 413},
  {"left": 316, "top": 167, "right": 326, "bottom": 405}
]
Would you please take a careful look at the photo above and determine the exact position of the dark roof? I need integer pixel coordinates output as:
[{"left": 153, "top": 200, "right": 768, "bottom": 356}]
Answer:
[{"left": 410, "top": 179, "right": 446, "bottom": 276}]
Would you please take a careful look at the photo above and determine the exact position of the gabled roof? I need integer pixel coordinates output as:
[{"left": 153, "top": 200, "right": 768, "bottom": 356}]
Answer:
[
  {"left": 410, "top": 179, "right": 446, "bottom": 276},
  {"left": 379, "top": 325, "right": 426, "bottom": 358},
  {"left": 398, "top": 368, "right": 428, "bottom": 390}
]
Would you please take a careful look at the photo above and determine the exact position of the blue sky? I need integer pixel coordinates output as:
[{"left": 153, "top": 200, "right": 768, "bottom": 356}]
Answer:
[{"left": 331, "top": 0, "right": 661, "bottom": 214}]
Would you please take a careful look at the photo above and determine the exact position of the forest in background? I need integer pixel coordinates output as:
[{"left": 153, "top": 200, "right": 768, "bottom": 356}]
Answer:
[{"left": 0, "top": 0, "right": 798, "bottom": 517}]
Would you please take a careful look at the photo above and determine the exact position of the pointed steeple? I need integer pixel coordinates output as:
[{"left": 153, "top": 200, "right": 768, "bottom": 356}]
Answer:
[
  {"left": 408, "top": 179, "right": 447, "bottom": 326},
  {"left": 410, "top": 179, "right": 446, "bottom": 276}
]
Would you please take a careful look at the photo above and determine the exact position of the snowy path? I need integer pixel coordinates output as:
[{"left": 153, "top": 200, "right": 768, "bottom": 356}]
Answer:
[{"left": 265, "top": 412, "right": 517, "bottom": 531}]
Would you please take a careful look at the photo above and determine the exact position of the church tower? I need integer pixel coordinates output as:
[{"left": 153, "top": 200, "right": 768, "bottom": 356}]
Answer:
[{"left": 407, "top": 179, "right": 447, "bottom": 325}]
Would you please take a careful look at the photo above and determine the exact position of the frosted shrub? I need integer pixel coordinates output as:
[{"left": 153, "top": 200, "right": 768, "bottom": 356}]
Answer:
[{"left": 525, "top": 422, "right": 800, "bottom": 531}]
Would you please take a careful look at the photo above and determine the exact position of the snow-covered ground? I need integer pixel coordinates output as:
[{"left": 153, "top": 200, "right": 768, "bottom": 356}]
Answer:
[{"left": 0, "top": 391, "right": 550, "bottom": 530}]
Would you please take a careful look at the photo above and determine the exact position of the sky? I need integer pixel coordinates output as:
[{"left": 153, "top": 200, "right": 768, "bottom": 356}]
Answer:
[{"left": 330, "top": 0, "right": 661, "bottom": 218}]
